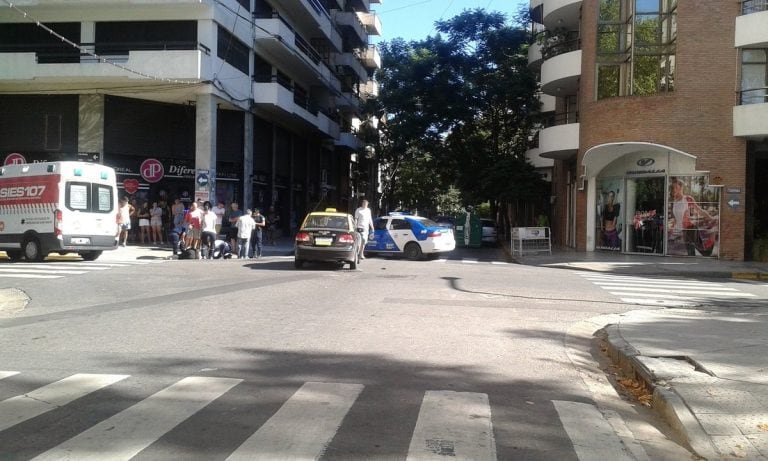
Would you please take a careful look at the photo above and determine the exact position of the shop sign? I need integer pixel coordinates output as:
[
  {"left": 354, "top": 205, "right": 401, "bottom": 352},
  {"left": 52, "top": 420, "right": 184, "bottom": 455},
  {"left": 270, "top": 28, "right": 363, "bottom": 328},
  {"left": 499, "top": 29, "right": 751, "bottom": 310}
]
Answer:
[
  {"left": 4, "top": 153, "right": 26, "bottom": 165},
  {"left": 123, "top": 178, "right": 140, "bottom": 194},
  {"left": 626, "top": 158, "right": 666, "bottom": 175},
  {"left": 140, "top": 158, "right": 165, "bottom": 183}
]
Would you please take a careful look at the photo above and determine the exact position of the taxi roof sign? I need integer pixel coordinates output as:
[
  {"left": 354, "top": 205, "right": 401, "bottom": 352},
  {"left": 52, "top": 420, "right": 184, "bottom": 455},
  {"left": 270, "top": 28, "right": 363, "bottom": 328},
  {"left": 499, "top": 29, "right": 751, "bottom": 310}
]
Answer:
[{"left": 324, "top": 208, "right": 338, "bottom": 212}]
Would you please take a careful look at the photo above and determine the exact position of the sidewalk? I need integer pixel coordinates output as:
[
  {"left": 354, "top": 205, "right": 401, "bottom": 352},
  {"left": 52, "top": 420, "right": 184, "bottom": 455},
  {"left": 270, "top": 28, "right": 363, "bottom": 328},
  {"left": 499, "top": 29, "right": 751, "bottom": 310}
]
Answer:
[
  {"left": 97, "top": 236, "right": 296, "bottom": 262},
  {"left": 513, "top": 246, "right": 768, "bottom": 460}
]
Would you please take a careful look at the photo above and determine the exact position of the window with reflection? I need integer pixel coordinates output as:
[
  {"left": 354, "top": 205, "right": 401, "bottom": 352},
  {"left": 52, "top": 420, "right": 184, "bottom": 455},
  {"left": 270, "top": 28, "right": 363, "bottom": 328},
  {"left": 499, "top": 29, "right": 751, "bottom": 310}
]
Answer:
[
  {"left": 596, "top": 0, "right": 676, "bottom": 99},
  {"left": 741, "top": 49, "right": 767, "bottom": 105}
]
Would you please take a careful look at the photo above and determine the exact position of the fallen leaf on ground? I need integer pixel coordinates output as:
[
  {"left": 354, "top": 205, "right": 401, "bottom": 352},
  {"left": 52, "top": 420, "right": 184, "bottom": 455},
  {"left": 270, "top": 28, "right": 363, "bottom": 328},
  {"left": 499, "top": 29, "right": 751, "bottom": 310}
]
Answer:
[{"left": 758, "top": 423, "right": 768, "bottom": 432}]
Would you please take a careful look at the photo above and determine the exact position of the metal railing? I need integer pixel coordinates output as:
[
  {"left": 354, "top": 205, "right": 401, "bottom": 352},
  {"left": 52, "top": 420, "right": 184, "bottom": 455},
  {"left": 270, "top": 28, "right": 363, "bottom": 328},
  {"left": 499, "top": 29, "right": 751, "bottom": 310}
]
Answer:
[
  {"left": 540, "top": 32, "right": 581, "bottom": 60},
  {"left": 739, "top": 87, "right": 768, "bottom": 105}
]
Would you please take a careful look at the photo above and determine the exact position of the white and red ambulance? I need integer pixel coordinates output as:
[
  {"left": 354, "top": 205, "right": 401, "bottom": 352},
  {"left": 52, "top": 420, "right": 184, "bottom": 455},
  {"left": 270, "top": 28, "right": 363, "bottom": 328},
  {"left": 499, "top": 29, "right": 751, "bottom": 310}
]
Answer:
[{"left": 0, "top": 161, "right": 119, "bottom": 261}]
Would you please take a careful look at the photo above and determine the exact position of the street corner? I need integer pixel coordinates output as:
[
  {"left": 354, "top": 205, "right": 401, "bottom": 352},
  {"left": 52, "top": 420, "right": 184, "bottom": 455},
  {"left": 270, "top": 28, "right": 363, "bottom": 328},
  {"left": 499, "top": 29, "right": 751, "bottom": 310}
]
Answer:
[{"left": 0, "top": 288, "right": 30, "bottom": 317}]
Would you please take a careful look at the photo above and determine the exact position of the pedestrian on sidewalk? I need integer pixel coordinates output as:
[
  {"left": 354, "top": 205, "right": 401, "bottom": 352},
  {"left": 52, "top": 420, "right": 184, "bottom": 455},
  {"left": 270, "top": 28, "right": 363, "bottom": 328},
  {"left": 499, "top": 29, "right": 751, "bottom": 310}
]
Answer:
[
  {"left": 235, "top": 209, "right": 255, "bottom": 259},
  {"left": 354, "top": 199, "right": 374, "bottom": 260},
  {"left": 213, "top": 201, "right": 226, "bottom": 235},
  {"left": 224, "top": 202, "right": 244, "bottom": 255},
  {"left": 150, "top": 201, "right": 164, "bottom": 244},
  {"left": 250, "top": 208, "right": 266, "bottom": 258},
  {"left": 117, "top": 197, "right": 132, "bottom": 247},
  {"left": 266, "top": 205, "right": 280, "bottom": 245},
  {"left": 201, "top": 201, "right": 218, "bottom": 259},
  {"left": 184, "top": 201, "right": 203, "bottom": 258}
]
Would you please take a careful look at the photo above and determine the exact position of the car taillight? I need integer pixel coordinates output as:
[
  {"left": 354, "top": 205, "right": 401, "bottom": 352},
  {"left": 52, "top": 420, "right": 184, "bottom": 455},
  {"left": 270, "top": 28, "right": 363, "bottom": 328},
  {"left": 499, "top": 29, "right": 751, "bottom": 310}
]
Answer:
[
  {"left": 295, "top": 232, "right": 311, "bottom": 242},
  {"left": 337, "top": 233, "right": 355, "bottom": 244},
  {"left": 54, "top": 209, "right": 63, "bottom": 237}
]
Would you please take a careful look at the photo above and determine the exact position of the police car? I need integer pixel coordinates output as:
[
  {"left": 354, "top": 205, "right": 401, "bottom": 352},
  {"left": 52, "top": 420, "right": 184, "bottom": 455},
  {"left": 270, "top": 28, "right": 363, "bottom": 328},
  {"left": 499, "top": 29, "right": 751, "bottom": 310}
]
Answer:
[{"left": 365, "top": 213, "right": 456, "bottom": 260}]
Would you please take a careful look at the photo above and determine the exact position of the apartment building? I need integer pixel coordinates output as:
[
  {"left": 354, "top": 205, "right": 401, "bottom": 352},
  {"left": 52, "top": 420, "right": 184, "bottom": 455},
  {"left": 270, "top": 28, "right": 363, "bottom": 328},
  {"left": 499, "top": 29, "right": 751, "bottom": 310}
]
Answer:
[
  {"left": 528, "top": 0, "right": 768, "bottom": 260},
  {"left": 0, "top": 0, "right": 381, "bottom": 227}
]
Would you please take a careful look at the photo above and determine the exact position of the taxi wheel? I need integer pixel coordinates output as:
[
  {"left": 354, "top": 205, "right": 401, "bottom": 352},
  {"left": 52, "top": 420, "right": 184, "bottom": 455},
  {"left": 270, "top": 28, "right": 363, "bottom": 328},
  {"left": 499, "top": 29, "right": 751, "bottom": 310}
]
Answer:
[
  {"left": 349, "top": 258, "right": 357, "bottom": 270},
  {"left": 404, "top": 242, "right": 423, "bottom": 261}
]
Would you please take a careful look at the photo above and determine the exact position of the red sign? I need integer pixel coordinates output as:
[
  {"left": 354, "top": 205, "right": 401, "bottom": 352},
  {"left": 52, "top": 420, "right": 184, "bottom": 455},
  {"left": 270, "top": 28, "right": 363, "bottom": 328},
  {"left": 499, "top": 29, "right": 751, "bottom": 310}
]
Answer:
[
  {"left": 123, "top": 178, "right": 140, "bottom": 194},
  {"left": 0, "top": 175, "right": 60, "bottom": 205},
  {"left": 140, "top": 158, "right": 164, "bottom": 183},
  {"left": 4, "top": 153, "right": 26, "bottom": 166}
]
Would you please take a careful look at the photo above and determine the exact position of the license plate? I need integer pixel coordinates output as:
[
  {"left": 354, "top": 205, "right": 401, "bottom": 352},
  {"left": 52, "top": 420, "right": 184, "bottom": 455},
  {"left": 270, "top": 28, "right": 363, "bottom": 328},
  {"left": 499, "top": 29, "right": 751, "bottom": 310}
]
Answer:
[
  {"left": 72, "top": 238, "right": 90, "bottom": 244},
  {"left": 314, "top": 237, "right": 332, "bottom": 246}
]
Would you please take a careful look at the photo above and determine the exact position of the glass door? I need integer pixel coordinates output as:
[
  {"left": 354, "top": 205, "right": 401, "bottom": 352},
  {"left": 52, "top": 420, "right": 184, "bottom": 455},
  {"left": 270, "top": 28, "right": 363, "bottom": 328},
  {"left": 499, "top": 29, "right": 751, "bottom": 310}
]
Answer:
[{"left": 625, "top": 176, "right": 665, "bottom": 254}]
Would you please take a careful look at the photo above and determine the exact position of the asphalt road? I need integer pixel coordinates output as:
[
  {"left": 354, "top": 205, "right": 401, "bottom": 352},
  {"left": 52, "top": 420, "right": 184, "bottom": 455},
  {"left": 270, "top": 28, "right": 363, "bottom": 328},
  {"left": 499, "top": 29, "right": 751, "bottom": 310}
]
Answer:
[{"left": 0, "top": 246, "right": 703, "bottom": 460}]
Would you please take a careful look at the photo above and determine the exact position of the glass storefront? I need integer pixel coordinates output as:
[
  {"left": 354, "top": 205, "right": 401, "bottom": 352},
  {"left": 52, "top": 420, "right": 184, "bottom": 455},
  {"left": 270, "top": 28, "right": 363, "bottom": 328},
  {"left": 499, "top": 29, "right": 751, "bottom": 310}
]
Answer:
[{"left": 593, "top": 150, "right": 721, "bottom": 257}]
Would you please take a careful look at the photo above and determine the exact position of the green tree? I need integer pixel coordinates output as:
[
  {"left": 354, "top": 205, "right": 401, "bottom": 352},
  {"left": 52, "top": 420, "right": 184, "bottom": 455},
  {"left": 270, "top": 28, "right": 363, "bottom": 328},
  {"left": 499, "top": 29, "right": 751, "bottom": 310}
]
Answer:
[{"left": 372, "top": 8, "right": 543, "bottom": 224}]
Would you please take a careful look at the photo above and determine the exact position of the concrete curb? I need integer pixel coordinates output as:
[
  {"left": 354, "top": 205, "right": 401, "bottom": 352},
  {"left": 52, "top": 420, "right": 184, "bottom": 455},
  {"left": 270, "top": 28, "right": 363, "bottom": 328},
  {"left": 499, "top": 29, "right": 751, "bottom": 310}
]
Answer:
[{"left": 602, "top": 324, "right": 719, "bottom": 460}]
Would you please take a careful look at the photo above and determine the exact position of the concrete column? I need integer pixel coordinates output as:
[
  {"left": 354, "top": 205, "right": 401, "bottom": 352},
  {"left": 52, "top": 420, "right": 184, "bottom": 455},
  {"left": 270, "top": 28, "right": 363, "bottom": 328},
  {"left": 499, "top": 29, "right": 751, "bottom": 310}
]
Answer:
[
  {"left": 270, "top": 124, "right": 277, "bottom": 206},
  {"left": 195, "top": 93, "right": 217, "bottom": 203},
  {"left": 78, "top": 94, "right": 104, "bottom": 162},
  {"left": 243, "top": 111, "right": 254, "bottom": 210}
]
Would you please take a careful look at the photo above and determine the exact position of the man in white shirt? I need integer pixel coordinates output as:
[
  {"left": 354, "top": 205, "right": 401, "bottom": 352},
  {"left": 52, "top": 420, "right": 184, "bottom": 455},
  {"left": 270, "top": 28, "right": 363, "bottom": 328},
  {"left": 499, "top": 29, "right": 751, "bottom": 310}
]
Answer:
[
  {"left": 201, "top": 201, "right": 219, "bottom": 259},
  {"left": 235, "top": 209, "right": 256, "bottom": 259},
  {"left": 212, "top": 201, "right": 226, "bottom": 234},
  {"left": 354, "top": 199, "right": 374, "bottom": 260}
]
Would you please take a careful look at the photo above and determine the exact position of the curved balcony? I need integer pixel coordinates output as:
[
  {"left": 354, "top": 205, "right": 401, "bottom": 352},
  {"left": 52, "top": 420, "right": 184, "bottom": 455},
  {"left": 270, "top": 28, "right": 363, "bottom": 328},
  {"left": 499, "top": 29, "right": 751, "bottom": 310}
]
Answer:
[
  {"left": 526, "top": 146, "right": 555, "bottom": 170},
  {"left": 543, "top": 0, "right": 582, "bottom": 30},
  {"left": 541, "top": 49, "right": 581, "bottom": 95},
  {"left": 734, "top": 98, "right": 768, "bottom": 139},
  {"left": 735, "top": 8, "right": 768, "bottom": 48},
  {"left": 539, "top": 93, "right": 556, "bottom": 112},
  {"left": 528, "top": 41, "right": 543, "bottom": 69},
  {"left": 539, "top": 122, "right": 580, "bottom": 159}
]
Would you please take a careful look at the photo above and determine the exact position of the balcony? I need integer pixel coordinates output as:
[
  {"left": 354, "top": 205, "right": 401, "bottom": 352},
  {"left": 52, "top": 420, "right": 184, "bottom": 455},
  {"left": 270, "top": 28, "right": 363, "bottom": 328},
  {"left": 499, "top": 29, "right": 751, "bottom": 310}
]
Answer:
[
  {"left": 334, "top": 51, "right": 368, "bottom": 82},
  {"left": 253, "top": 18, "right": 334, "bottom": 87},
  {"left": 543, "top": 0, "right": 582, "bottom": 30},
  {"left": 734, "top": 89, "right": 768, "bottom": 138},
  {"left": 539, "top": 120, "right": 580, "bottom": 159},
  {"left": 336, "top": 91, "right": 362, "bottom": 112},
  {"left": 358, "top": 12, "right": 382, "bottom": 36},
  {"left": 735, "top": 7, "right": 768, "bottom": 48},
  {"left": 267, "top": 0, "right": 341, "bottom": 52},
  {"left": 0, "top": 48, "right": 203, "bottom": 82},
  {"left": 526, "top": 146, "right": 555, "bottom": 170},
  {"left": 528, "top": 41, "right": 544, "bottom": 69},
  {"left": 362, "top": 45, "right": 381, "bottom": 69},
  {"left": 541, "top": 49, "right": 582, "bottom": 95},
  {"left": 336, "top": 131, "right": 363, "bottom": 150},
  {"left": 252, "top": 80, "right": 338, "bottom": 138},
  {"left": 361, "top": 80, "right": 379, "bottom": 99},
  {"left": 538, "top": 92, "right": 556, "bottom": 112},
  {"left": 332, "top": 11, "right": 368, "bottom": 45}
]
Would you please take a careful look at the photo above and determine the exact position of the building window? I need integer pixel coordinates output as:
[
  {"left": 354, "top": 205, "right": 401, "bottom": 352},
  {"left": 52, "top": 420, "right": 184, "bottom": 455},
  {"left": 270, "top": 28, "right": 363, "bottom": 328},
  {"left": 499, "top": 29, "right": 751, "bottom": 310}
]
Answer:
[
  {"left": 741, "top": 49, "right": 767, "bottom": 105},
  {"left": 596, "top": 0, "right": 676, "bottom": 99},
  {"left": 217, "top": 26, "right": 250, "bottom": 75}
]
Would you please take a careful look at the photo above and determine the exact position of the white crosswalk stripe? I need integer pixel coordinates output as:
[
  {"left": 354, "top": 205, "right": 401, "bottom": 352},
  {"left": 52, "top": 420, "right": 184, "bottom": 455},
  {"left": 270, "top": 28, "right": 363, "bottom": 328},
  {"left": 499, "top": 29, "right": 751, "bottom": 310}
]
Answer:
[
  {"left": 226, "top": 382, "right": 364, "bottom": 461},
  {"left": 579, "top": 273, "right": 757, "bottom": 306},
  {"left": 0, "top": 372, "right": 638, "bottom": 460},
  {"left": 0, "top": 261, "right": 163, "bottom": 280}
]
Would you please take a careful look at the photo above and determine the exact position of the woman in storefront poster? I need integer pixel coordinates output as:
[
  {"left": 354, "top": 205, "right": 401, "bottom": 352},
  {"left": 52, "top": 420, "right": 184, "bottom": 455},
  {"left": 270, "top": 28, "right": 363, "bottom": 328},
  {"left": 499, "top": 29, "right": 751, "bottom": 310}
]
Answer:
[{"left": 668, "top": 176, "right": 719, "bottom": 256}]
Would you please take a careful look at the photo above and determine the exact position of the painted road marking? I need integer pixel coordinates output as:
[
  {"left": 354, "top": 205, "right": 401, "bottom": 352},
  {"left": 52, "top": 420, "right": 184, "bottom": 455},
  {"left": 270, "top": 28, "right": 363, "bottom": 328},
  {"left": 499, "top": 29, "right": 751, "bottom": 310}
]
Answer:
[
  {"left": 0, "top": 374, "right": 129, "bottom": 432},
  {"left": 34, "top": 376, "right": 242, "bottom": 461},
  {"left": 227, "top": 382, "right": 364, "bottom": 461},
  {"left": 407, "top": 390, "right": 496, "bottom": 461},
  {"left": 553, "top": 400, "right": 634, "bottom": 461}
]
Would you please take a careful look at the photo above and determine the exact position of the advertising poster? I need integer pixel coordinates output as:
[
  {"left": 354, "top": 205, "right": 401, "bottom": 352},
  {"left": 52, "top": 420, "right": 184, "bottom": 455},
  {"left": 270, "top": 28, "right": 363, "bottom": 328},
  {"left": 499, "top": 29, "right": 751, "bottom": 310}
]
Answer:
[
  {"left": 667, "top": 176, "right": 720, "bottom": 257},
  {"left": 596, "top": 178, "right": 623, "bottom": 251}
]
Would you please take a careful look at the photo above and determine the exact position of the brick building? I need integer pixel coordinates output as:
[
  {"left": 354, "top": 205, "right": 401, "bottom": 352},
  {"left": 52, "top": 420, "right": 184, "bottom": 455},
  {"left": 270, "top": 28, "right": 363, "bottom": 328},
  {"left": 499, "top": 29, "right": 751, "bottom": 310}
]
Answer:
[{"left": 528, "top": 0, "right": 768, "bottom": 260}]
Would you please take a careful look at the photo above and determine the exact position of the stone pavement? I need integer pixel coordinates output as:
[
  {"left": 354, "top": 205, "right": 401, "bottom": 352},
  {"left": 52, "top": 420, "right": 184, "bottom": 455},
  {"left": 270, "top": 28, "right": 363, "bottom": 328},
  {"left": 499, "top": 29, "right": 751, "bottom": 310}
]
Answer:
[{"left": 513, "top": 248, "right": 768, "bottom": 460}]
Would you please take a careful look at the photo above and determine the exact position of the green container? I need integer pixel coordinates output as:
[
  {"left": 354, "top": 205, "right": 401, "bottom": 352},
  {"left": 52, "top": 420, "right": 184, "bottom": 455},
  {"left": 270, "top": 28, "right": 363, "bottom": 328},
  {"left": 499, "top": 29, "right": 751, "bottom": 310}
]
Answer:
[{"left": 454, "top": 213, "right": 482, "bottom": 248}]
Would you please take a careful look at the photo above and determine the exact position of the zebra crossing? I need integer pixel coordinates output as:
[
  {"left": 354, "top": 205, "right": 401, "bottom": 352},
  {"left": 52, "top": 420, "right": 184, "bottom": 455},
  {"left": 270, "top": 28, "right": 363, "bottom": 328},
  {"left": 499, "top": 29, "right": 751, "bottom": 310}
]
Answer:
[
  {"left": 578, "top": 272, "right": 759, "bottom": 307},
  {"left": 0, "top": 260, "right": 164, "bottom": 280},
  {"left": 0, "top": 371, "right": 638, "bottom": 460}
]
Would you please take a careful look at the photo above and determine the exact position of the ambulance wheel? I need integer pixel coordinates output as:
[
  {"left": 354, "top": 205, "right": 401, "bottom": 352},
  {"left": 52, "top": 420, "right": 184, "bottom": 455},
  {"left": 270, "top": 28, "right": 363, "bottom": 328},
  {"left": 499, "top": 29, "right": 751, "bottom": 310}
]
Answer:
[
  {"left": 22, "top": 237, "right": 44, "bottom": 262},
  {"left": 404, "top": 242, "right": 423, "bottom": 261},
  {"left": 80, "top": 251, "right": 102, "bottom": 261},
  {"left": 6, "top": 250, "right": 23, "bottom": 262}
]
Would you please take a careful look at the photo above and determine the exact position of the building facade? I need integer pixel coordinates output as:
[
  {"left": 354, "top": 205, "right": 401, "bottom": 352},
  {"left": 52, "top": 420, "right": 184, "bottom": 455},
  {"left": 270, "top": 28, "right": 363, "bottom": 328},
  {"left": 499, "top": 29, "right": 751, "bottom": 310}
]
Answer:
[
  {"left": 528, "top": 0, "right": 768, "bottom": 260},
  {"left": 0, "top": 0, "right": 381, "bottom": 232}
]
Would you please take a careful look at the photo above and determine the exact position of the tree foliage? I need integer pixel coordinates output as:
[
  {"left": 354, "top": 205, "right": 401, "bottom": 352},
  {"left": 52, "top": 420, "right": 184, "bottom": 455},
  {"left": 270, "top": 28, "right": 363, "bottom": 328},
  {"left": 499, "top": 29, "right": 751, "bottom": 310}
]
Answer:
[{"left": 372, "top": 8, "right": 544, "bottom": 219}]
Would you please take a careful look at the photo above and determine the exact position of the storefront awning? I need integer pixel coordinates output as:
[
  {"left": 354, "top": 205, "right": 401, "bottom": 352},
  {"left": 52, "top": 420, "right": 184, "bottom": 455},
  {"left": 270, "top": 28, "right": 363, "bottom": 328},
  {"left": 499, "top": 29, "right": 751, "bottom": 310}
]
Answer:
[{"left": 582, "top": 142, "right": 696, "bottom": 178}]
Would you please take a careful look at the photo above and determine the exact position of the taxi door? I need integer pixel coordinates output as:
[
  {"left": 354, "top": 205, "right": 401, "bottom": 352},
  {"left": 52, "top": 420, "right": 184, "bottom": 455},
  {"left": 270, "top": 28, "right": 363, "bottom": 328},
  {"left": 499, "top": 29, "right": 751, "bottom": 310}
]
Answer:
[
  {"left": 366, "top": 217, "right": 399, "bottom": 252},
  {"left": 388, "top": 217, "right": 417, "bottom": 251}
]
